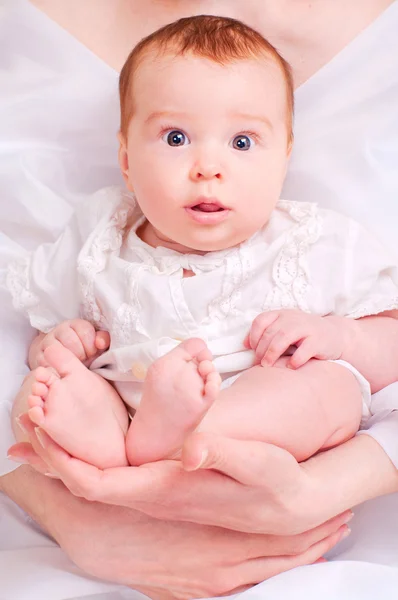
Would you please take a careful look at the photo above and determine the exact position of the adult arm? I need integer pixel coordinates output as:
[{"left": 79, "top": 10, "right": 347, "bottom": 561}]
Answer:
[
  {"left": 9, "top": 414, "right": 398, "bottom": 536},
  {"left": 0, "top": 465, "right": 350, "bottom": 600}
]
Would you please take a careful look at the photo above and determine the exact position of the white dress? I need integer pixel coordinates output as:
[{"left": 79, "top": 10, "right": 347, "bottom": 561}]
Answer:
[
  {"left": 7, "top": 187, "right": 398, "bottom": 416},
  {"left": 1, "top": 1, "right": 398, "bottom": 599}
]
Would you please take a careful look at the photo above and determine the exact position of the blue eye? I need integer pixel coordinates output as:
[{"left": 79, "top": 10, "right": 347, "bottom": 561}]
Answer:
[
  {"left": 232, "top": 135, "right": 252, "bottom": 151},
  {"left": 163, "top": 130, "right": 189, "bottom": 146}
]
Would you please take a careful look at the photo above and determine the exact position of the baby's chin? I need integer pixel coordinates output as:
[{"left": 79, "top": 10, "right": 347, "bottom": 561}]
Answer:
[{"left": 176, "top": 231, "right": 252, "bottom": 254}]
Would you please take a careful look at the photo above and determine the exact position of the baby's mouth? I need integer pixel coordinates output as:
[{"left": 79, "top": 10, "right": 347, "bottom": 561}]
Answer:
[
  {"left": 191, "top": 203, "right": 225, "bottom": 213},
  {"left": 188, "top": 196, "right": 228, "bottom": 213}
]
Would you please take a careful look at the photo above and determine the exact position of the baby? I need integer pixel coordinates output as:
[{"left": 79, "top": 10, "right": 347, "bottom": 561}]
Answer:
[{"left": 8, "top": 15, "right": 398, "bottom": 469}]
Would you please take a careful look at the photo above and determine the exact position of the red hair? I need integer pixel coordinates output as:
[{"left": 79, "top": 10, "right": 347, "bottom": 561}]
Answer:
[{"left": 119, "top": 15, "right": 294, "bottom": 140}]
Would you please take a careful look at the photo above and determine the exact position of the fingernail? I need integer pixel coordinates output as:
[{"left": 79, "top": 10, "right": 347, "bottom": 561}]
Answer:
[
  {"left": 341, "top": 527, "right": 351, "bottom": 540},
  {"left": 195, "top": 449, "right": 208, "bottom": 469},
  {"left": 344, "top": 511, "right": 354, "bottom": 524},
  {"left": 7, "top": 455, "right": 26, "bottom": 464},
  {"left": 15, "top": 415, "right": 27, "bottom": 434},
  {"left": 35, "top": 427, "right": 46, "bottom": 449},
  {"left": 185, "top": 449, "right": 208, "bottom": 471},
  {"left": 44, "top": 472, "right": 59, "bottom": 479}
]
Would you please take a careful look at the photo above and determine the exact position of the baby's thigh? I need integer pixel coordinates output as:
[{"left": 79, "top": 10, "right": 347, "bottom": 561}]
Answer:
[{"left": 199, "top": 359, "right": 363, "bottom": 462}]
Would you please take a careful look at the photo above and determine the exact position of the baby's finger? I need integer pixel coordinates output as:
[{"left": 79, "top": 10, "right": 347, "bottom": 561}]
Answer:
[
  {"left": 288, "top": 338, "right": 317, "bottom": 369},
  {"left": 262, "top": 330, "right": 298, "bottom": 366},
  {"left": 70, "top": 319, "right": 98, "bottom": 358},
  {"left": 52, "top": 326, "right": 87, "bottom": 360},
  {"left": 249, "top": 312, "right": 280, "bottom": 350},
  {"left": 255, "top": 329, "right": 279, "bottom": 363},
  {"left": 95, "top": 330, "right": 110, "bottom": 351},
  {"left": 243, "top": 333, "right": 250, "bottom": 349}
]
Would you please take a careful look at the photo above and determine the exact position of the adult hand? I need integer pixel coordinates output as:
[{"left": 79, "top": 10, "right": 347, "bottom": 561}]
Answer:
[
  {"left": 10, "top": 415, "right": 350, "bottom": 536},
  {"left": 52, "top": 490, "right": 352, "bottom": 600},
  {"left": 1, "top": 465, "right": 351, "bottom": 600}
]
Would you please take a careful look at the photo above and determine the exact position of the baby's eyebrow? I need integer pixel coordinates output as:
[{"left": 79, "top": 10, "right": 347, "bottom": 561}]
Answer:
[
  {"left": 144, "top": 110, "right": 188, "bottom": 125},
  {"left": 231, "top": 113, "right": 274, "bottom": 131}
]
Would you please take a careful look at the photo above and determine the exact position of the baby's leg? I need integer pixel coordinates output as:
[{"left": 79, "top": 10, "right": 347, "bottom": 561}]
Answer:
[
  {"left": 126, "top": 339, "right": 221, "bottom": 466},
  {"left": 27, "top": 342, "right": 130, "bottom": 468},
  {"left": 199, "top": 358, "right": 363, "bottom": 462}
]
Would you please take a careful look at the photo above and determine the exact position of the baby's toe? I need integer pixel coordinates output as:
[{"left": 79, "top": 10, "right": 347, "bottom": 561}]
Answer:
[
  {"left": 31, "top": 381, "right": 49, "bottom": 398},
  {"left": 34, "top": 366, "right": 57, "bottom": 386},
  {"left": 28, "top": 394, "right": 44, "bottom": 409}
]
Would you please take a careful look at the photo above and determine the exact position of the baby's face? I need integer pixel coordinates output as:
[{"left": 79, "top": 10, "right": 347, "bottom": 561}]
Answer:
[{"left": 119, "top": 52, "right": 292, "bottom": 252}]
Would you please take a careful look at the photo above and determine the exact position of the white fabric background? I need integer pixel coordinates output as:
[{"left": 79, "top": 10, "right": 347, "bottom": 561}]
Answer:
[{"left": 0, "top": 0, "right": 398, "bottom": 598}]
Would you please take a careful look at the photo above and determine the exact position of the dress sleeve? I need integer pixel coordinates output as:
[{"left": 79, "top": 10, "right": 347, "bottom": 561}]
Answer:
[
  {"left": 330, "top": 217, "right": 398, "bottom": 319},
  {"left": 314, "top": 213, "right": 398, "bottom": 465},
  {"left": 5, "top": 189, "right": 110, "bottom": 333}
]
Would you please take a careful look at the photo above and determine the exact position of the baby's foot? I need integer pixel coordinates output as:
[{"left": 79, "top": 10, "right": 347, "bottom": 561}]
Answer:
[
  {"left": 126, "top": 338, "right": 221, "bottom": 466},
  {"left": 28, "top": 342, "right": 129, "bottom": 469}
]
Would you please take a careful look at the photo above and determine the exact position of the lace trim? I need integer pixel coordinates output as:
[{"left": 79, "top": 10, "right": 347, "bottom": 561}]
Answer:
[
  {"left": 78, "top": 200, "right": 132, "bottom": 330},
  {"left": 6, "top": 256, "right": 57, "bottom": 332},
  {"left": 113, "top": 263, "right": 148, "bottom": 345},
  {"left": 207, "top": 230, "right": 261, "bottom": 321},
  {"left": 263, "top": 201, "right": 322, "bottom": 312},
  {"left": 346, "top": 298, "right": 398, "bottom": 320},
  {"left": 207, "top": 246, "right": 245, "bottom": 320}
]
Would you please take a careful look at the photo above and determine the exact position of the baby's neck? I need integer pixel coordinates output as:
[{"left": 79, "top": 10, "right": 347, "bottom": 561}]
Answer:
[{"left": 137, "top": 220, "right": 207, "bottom": 255}]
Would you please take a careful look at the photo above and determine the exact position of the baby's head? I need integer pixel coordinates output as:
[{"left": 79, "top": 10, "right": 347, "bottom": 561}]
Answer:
[{"left": 118, "top": 15, "right": 294, "bottom": 253}]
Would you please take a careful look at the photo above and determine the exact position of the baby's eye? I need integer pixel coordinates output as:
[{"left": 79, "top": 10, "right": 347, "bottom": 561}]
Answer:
[
  {"left": 231, "top": 134, "right": 253, "bottom": 151},
  {"left": 162, "top": 130, "right": 189, "bottom": 147}
]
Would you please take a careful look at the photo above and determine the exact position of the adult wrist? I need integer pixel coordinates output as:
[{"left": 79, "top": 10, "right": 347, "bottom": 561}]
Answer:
[
  {"left": 300, "top": 434, "right": 398, "bottom": 527},
  {"left": 0, "top": 465, "right": 62, "bottom": 539}
]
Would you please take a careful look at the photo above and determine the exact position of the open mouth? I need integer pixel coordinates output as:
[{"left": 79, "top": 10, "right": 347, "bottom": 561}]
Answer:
[
  {"left": 185, "top": 197, "right": 230, "bottom": 224},
  {"left": 191, "top": 203, "right": 225, "bottom": 213}
]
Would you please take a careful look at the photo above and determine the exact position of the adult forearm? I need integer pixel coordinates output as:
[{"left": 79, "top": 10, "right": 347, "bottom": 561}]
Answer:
[
  {"left": 302, "top": 434, "right": 398, "bottom": 523},
  {"left": 0, "top": 466, "right": 59, "bottom": 534},
  {"left": 337, "top": 314, "right": 398, "bottom": 392}
]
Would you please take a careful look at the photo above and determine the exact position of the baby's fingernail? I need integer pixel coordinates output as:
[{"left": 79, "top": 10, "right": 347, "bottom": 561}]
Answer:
[
  {"left": 15, "top": 415, "right": 27, "bottom": 434},
  {"left": 44, "top": 472, "right": 59, "bottom": 479},
  {"left": 35, "top": 427, "right": 46, "bottom": 449},
  {"left": 7, "top": 455, "right": 26, "bottom": 464},
  {"left": 344, "top": 511, "right": 354, "bottom": 524},
  {"left": 341, "top": 527, "right": 351, "bottom": 540},
  {"left": 185, "top": 449, "right": 208, "bottom": 471}
]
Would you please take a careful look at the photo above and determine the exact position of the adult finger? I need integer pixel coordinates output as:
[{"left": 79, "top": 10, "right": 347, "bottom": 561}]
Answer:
[
  {"left": 7, "top": 441, "right": 53, "bottom": 475},
  {"left": 274, "top": 511, "right": 353, "bottom": 556},
  {"left": 182, "top": 432, "right": 300, "bottom": 487},
  {"left": 231, "top": 526, "right": 349, "bottom": 588},
  {"left": 10, "top": 422, "right": 172, "bottom": 503}
]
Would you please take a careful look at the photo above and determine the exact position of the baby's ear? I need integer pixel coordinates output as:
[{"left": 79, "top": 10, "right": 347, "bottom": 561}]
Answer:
[{"left": 117, "top": 131, "right": 133, "bottom": 190}]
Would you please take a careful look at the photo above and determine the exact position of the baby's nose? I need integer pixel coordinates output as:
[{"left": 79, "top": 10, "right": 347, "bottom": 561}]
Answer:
[{"left": 190, "top": 159, "right": 222, "bottom": 181}]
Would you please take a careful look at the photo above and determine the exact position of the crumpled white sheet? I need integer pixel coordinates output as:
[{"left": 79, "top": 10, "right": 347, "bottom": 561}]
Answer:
[{"left": 0, "top": 1, "right": 398, "bottom": 598}]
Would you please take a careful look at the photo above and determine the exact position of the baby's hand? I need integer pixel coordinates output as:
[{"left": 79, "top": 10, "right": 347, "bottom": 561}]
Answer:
[
  {"left": 245, "top": 310, "right": 346, "bottom": 369},
  {"left": 36, "top": 319, "right": 110, "bottom": 367}
]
